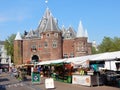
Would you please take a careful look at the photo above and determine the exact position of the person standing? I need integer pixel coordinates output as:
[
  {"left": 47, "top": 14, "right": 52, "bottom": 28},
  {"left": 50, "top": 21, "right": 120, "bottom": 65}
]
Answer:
[{"left": 0, "top": 68, "right": 2, "bottom": 74}]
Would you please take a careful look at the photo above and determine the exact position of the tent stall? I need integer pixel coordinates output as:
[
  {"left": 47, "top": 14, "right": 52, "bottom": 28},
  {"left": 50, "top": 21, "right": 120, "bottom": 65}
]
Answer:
[
  {"left": 37, "top": 59, "right": 73, "bottom": 83},
  {"left": 36, "top": 51, "right": 120, "bottom": 85},
  {"left": 71, "top": 51, "right": 120, "bottom": 87}
]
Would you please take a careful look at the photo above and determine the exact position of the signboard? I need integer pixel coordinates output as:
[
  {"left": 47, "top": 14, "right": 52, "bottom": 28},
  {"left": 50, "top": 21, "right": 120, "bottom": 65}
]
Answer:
[
  {"left": 72, "top": 75, "right": 91, "bottom": 86},
  {"left": 45, "top": 78, "right": 54, "bottom": 89},
  {"left": 31, "top": 72, "right": 40, "bottom": 84}
]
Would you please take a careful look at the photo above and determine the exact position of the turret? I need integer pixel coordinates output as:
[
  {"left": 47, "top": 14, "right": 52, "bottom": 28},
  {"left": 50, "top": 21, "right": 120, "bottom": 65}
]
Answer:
[{"left": 14, "top": 32, "right": 23, "bottom": 65}]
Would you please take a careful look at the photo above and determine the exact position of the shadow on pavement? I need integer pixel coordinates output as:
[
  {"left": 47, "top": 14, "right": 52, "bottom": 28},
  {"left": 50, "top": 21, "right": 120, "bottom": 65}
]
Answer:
[{"left": 0, "top": 78, "right": 9, "bottom": 82}]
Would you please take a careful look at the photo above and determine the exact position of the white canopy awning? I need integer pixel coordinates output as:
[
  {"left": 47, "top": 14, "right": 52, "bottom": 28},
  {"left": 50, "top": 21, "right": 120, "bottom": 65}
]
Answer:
[
  {"left": 37, "top": 51, "right": 120, "bottom": 66},
  {"left": 37, "top": 60, "right": 52, "bottom": 65},
  {"left": 91, "top": 51, "right": 120, "bottom": 61},
  {"left": 37, "top": 59, "right": 66, "bottom": 65}
]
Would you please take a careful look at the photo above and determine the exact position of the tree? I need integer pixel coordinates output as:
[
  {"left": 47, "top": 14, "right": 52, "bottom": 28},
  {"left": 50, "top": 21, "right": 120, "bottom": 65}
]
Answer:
[
  {"left": 4, "top": 34, "right": 16, "bottom": 63},
  {"left": 113, "top": 37, "right": 120, "bottom": 50},
  {"left": 98, "top": 36, "right": 120, "bottom": 53}
]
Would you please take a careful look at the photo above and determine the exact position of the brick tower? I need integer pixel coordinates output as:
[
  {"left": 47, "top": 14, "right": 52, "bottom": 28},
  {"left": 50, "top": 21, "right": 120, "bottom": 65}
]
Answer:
[{"left": 14, "top": 32, "right": 23, "bottom": 65}]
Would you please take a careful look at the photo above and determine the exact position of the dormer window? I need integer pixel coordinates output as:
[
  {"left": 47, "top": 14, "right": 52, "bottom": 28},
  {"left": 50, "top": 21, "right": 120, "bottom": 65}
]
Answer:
[{"left": 70, "top": 33, "right": 72, "bottom": 36}]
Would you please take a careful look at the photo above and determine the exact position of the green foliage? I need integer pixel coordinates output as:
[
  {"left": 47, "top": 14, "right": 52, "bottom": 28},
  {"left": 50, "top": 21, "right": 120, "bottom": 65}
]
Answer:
[
  {"left": 4, "top": 34, "right": 16, "bottom": 63},
  {"left": 98, "top": 36, "right": 120, "bottom": 53}
]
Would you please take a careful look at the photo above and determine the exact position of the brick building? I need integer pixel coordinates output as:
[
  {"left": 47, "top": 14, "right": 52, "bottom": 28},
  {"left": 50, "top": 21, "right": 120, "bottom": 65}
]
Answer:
[{"left": 14, "top": 8, "right": 92, "bottom": 65}]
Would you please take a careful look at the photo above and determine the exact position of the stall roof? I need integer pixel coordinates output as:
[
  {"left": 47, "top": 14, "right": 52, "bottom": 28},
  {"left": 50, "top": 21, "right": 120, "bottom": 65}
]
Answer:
[
  {"left": 37, "top": 60, "right": 52, "bottom": 65},
  {"left": 37, "top": 59, "right": 66, "bottom": 65},
  {"left": 37, "top": 51, "right": 120, "bottom": 66},
  {"left": 91, "top": 51, "right": 120, "bottom": 61}
]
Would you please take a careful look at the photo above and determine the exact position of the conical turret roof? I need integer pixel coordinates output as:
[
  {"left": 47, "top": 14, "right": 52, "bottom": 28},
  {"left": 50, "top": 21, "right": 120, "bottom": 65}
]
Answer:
[
  {"left": 85, "top": 29, "right": 88, "bottom": 37},
  {"left": 76, "top": 20, "right": 85, "bottom": 37},
  {"left": 15, "top": 32, "right": 22, "bottom": 40}
]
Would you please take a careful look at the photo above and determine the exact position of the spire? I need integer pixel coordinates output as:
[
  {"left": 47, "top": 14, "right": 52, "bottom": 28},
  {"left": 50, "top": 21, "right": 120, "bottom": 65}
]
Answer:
[
  {"left": 76, "top": 20, "right": 85, "bottom": 37},
  {"left": 15, "top": 32, "right": 22, "bottom": 40},
  {"left": 85, "top": 29, "right": 88, "bottom": 37},
  {"left": 36, "top": 8, "right": 51, "bottom": 33},
  {"left": 85, "top": 29, "right": 90, "bottom": 42},
  {"left": 43, "top": 14, "right": 60, "bottom": 32},
  {"left": 43, "top": 7, "right": 51, "bottom": 19},
  {"left": 61, "top": 25, "right": 66, "bottom": 36},
  {"left": 36, "top": 8, "right": 60, "bottom": 33}
]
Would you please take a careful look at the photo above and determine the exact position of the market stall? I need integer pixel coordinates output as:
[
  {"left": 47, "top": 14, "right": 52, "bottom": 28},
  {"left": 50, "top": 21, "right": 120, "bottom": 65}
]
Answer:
[
  {"left": 36, "top": 51, "right": 120, "bottom": 86},
  {"left": 51, "top": 63, "right": 72, "bottom": 83}
]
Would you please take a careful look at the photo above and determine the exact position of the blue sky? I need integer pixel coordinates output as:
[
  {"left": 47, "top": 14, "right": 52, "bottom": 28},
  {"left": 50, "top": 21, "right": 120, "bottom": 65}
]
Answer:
[{"left": 0, "top": 0, "right": 120, "bottom": 44}]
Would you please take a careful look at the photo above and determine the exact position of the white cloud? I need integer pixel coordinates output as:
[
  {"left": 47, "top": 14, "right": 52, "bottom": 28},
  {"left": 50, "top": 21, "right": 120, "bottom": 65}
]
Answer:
[
  {"left": 0, "top": 10, "right": 31, "bottom": 23},
  {"left": 0, "top": 16, "right": 10, "bottom": 22}
]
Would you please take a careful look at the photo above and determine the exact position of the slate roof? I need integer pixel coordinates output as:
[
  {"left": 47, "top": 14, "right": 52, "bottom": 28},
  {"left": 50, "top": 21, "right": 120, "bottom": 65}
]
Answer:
[
  {"left": 63, "top": 26, "right": 76, "bottom": 39},
  {"left": 23, "top": 8, "right": 89, "bottom": 40},
  {"left": 36, "top": 8, "right": 60, "bottom": 33}
]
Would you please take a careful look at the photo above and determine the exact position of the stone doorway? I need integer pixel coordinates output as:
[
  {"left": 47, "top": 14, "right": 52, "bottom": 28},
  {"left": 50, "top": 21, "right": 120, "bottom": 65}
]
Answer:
[{"left": 31, "top": 55, "right": 39, "bottom": 63}]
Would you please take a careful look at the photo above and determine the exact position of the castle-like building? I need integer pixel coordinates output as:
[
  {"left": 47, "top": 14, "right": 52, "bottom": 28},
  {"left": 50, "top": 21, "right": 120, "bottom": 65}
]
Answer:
[{"left": 14, "top": 8, "right": 92, "bottom": 65}]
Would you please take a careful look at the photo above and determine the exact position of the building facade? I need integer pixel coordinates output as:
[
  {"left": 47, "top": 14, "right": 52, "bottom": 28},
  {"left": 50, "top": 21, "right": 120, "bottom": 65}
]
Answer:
[
  {"left": 0, "top": 41, "right": 11, "bottom": 71},
  {"left": 14, "top": 8, "right": 92, "bottom": 65}
]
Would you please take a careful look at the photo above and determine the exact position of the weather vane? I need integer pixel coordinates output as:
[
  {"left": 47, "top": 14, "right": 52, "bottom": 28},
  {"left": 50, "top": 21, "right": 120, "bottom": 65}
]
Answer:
[
  {"left": 45, "top": 0, "right": 48, "bottom": 4},
  {"left": 45, "top": 0, "right": 48, "bottom": 7}
]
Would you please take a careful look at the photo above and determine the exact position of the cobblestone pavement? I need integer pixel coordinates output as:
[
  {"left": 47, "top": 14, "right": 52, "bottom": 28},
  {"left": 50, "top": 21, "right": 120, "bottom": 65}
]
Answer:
[
  {"left": 0, "top": 73, "right": 35, "bottom": 90},
  {"left": 0, "top": 73, "right": 120, "bottom": 90}
]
